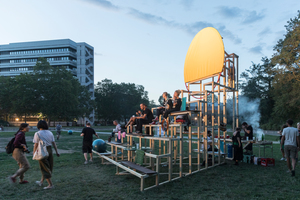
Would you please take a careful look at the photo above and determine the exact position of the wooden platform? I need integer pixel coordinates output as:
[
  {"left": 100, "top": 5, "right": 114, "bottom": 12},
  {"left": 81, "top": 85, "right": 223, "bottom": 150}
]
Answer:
[{"left": 120, "top": 161, "right": 157, "bottom": 175}]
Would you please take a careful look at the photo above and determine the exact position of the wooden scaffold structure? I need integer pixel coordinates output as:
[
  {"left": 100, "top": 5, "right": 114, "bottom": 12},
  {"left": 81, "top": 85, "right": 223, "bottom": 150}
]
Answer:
[{"left": 93, "top": 27, "right": 239, "bottom": 191}]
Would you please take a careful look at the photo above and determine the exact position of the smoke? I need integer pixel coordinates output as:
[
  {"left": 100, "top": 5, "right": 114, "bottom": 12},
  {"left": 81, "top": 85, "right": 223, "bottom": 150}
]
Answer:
[{"left": 228, "top": 96, "right": 264, "bottom": 140}]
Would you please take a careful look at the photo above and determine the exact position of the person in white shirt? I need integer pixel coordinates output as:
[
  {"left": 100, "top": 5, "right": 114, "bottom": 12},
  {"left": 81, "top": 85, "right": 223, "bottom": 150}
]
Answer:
[
  {"left": 281, "top": 119, "right": 300, "bottom": 176},
  {"left": 108, "top": 120, "right": 121, "bottom": 142},
  {"left": 33, "top": 120, "right": 60, "bottom": 189}
]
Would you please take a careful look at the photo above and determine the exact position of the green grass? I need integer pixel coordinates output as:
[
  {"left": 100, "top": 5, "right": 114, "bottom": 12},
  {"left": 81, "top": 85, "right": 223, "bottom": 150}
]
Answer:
[{"left": 1, "top": 131, "right": 300, "bottom": 200}]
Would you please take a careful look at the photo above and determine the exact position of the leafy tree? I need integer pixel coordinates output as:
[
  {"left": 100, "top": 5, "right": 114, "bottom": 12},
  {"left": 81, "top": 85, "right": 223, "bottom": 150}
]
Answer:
[
  {"left": 11, "top": 73, "right": 40, "bottom": 122},
  {"left": 0, "top": 76, "right": 15, "bottom": 121},
  {"left": 240, "top": 57, "right": 275, "bottom": 125},
  {"left": 270, "top": 10, "right": 300, "bottom": 125},
  {"left": 33, "top": 57, "right": 94, "bottom": 124},
  {"left": 94, "top": 79, "right": 150, "bottom": 124}
]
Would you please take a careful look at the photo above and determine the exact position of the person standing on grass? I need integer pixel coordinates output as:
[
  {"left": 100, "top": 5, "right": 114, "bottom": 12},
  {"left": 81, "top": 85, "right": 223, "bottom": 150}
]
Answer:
[
  {"left": 9, "top": 123, "right": 31, "bottom": 184},
  {"left": 33, "top": 120, "right": 60, "bottom": 189},
  {"left": 232, "top": 127, "right": 243, "bottom": 166},
  {"left": 281, "top": 119, "right": 300, "bottom": 176},
  {"left": 80, "top": 122, "right": 99, "bottom": 164},
  {"left": 278, "top": 124, "right": 288, "bottom": 161},
  {"left": 56, "top": 123, "right": 62, "bottom": 140},
  {"left": 241, "top": 122, "right": 253, "bottom": 154}
]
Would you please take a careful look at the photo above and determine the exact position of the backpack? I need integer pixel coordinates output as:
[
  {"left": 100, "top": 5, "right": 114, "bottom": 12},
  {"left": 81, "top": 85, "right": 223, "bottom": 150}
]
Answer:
[{"left": 6, "top": 137, "right": 15, "bottom": 154}]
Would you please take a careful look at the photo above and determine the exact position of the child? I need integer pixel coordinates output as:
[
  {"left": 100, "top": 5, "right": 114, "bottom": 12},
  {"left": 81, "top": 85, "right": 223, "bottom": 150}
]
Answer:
[{"left": 232, "top": 127, "right": 243, "bottom": 165}]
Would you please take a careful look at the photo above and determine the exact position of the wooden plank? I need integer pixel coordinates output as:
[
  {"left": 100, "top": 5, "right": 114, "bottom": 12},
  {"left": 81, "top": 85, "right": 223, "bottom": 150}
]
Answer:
[{"left": 120, "top": 161, "right": 157, "bottom": 175}]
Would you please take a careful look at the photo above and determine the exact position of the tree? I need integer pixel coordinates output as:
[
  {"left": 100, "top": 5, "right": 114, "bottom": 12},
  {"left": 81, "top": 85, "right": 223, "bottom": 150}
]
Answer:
[
  {"left": 94, "top": 79, "right": 150, "bottom": 124},
  {"left": 240, "top": 57, "right": 275, "bottom": 125},
  {"left": 33, "top": 57, "right": 94, "bottom": 123},
  {"left": 0, "top": 76, "right": 15, "bottom": 121},
  {"left": 270, "top": 10, "right": 300, "bottom": 125},
  {"left": 11, "top": 73, "right": 40, "bottom": 122}
]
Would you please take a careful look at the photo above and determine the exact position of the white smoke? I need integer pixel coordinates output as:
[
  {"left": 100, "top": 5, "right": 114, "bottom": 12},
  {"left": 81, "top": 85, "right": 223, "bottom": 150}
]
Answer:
[
  {"left": 228, "top": 96, "right": 264, "bottom": 140},
  {"left": 239, "top": 97, "right": 264, "bottom": 140}
]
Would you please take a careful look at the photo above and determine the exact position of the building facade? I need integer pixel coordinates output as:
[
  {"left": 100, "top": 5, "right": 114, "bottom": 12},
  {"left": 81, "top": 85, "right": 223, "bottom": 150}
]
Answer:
[{"left": 0, "top": 39, "right": 94, "bottom": 124}]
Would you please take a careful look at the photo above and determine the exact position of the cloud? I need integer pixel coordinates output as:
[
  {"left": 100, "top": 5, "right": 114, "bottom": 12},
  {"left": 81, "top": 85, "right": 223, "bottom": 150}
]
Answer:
[
  {"left": 182, "top": 21, "right": 214, "bottom": 35},
  {"left": 84, "top": 0, "right": 119, "bottom": 10},
  {"left": 217, "top": 6, "right": 242, "bottom": 18},
  {"left": 249, "top": 45, "right": 263, "bottom": 54},
  {"left": 95, "top": 52, "right": 103, "bottom": 56},
  {"left": 217, "top": 6, "right": 265, "bottom": 25},
  {"left": 217, "top": 25, "right": 242, "bottom": 44},
  {"left": 242, "top": 11, "right": 265, "bottom": 24},
  {"left": 128, "top": 8, "right": 176, "bottom": 26},
  {"left": 81, "top": 0, "right": 242, "bottom": 44},
  {"left": 180, "top": 0, "right": 195, "bottom": 9},
  {"left": 258, "top": 27, "right": 271, "bottom": 36},
  {"left": 128, "top": 8, "right": 242, "bottom": 44}
]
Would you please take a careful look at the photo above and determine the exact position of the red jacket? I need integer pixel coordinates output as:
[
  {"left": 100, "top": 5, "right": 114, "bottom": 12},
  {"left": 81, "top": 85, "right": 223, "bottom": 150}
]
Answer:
[{"left": 14, "top": 131, "right": 27, "bottom": 149}]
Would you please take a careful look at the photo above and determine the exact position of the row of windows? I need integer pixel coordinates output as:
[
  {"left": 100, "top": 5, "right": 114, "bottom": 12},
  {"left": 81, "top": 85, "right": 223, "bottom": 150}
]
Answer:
[
  {"left": 9, "top": 48, "right": 76, "bottom": 55},
  {"left": 0, "top": 67, "right": 33, "bottom": 72},
  {"left": 9, "top": 57, "right": 76, "bottom": 63}
]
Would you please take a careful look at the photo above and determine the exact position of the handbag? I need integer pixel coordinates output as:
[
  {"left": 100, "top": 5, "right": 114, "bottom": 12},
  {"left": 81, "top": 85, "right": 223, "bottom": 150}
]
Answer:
[{"left": 33, "top": 132, "right": 49, "bottom": 160}]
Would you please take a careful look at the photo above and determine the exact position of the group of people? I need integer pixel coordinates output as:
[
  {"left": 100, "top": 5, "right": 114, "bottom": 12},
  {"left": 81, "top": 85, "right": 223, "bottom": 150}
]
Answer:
[
  {"left": 9, "top": 120, "right": 99, "bottom": 189},
  {"left": 123, "top": 90, "right": 182, "bottom": 136},
  {"left": 231, "top": 122, "right": 253, "bottom": 166},
  {"left": 9, "top": 121, "right": 60, "bottom": 189}
]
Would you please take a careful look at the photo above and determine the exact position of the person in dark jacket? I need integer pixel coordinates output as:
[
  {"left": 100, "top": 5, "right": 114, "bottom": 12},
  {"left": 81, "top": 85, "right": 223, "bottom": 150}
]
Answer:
[
  {"left": 232, "top": 127, "right": 243, "bottom": 165},
  {"left": 9, "top": 123, "right": 30, "bottom": 184}
]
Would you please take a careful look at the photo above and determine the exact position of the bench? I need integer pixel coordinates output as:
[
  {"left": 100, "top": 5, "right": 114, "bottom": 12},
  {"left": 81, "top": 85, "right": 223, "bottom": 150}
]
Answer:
[{"left": 120, "top": 161, "right": 157, "bottom": 175}]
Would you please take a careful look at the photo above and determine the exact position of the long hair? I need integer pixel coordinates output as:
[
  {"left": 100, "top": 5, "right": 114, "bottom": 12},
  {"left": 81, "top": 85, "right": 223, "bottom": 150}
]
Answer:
[{"left": 15, "top": 123, "right": 29, "bottom": 135}]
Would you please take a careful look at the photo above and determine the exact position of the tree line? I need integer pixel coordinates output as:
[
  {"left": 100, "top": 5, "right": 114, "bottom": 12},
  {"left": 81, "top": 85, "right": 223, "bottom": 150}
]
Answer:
[
  {"left": 0, "top": 58, "right": 93, "bottom": 124},
  {"left": 0, "top": 58, "right": 157, "bottom": 126},
  {"left": 240, "top": 11, "right": 300, "bottom": 130}
]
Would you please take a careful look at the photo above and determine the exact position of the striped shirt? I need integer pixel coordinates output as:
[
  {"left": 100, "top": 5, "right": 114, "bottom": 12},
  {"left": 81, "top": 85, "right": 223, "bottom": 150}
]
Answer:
[{"left": 33, "top": 130, "right": 55, "bottom": 146}]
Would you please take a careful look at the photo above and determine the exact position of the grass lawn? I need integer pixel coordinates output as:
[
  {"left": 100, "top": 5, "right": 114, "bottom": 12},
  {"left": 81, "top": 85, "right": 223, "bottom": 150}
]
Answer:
[{"left": 1, "top": 131, "right": 300, "bottom": 200}]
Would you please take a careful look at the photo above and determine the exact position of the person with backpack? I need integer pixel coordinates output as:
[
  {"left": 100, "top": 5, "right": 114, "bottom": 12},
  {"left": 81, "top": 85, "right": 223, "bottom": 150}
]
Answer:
[{"left": 8, "top": 123, "right": 30, "bottom": 184}]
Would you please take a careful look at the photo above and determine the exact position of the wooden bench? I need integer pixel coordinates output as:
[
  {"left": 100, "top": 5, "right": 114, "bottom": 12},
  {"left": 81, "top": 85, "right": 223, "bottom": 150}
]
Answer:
[{"left": 120, "top": 161, "right": 157, "bottom": 175}]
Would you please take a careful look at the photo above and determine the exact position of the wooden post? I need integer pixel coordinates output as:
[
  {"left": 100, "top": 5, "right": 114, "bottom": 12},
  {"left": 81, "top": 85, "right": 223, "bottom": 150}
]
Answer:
[
  {"left": 204, "top": 90, "right": 208, "bottom": 169},
  {"left": 212, "top": 77, "right": 215, "bottom": 166},
  {"left": 189, "top": 126, "right": 192, "bottom": 173}
]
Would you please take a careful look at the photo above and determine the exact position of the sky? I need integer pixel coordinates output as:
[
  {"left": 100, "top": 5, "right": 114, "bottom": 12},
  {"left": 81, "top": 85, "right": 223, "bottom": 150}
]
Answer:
[{"left": 0, "top": 0, "right": 299, "bottom": 104}]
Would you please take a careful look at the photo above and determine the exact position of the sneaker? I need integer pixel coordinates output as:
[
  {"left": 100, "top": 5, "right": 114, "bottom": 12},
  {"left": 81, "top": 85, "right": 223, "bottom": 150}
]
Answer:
[
  {"left": 43, "top": 185, "right": 55, "bottom": 190},
  {"left": 84, "top": 160, "right": 88, "bottom": 165},
  {"left": 280, "top": 157, "right": 285, "bottom": 161},
  {"left": 89, "top": 160, "right": 93, "bottom": 163},
  {"left": 19, "top": 180, "right": 29, "bottom": 184},
  {"left": 292, "top": 170, "right": 295, "bottom": 176},
  {"left": 8, "top": 176, "right": 16, "bottom": 184},
  {"left": 287, "top": 170, "right": 291, "bottom": 173},
  {"left": 36, "top": 181, "right": 43, "bottom": 186},
  {"left": 150, "top": 121, "right": 156, "bottom": 125},
  {"left": 108, "top": 137, "right": 111, "bottom": 142}
]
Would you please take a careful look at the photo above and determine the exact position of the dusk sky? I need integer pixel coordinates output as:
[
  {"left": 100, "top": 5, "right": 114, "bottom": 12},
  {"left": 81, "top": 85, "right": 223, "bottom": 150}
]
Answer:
[{"left": 0, "top": 0, "right": 299, "bottom": 103}]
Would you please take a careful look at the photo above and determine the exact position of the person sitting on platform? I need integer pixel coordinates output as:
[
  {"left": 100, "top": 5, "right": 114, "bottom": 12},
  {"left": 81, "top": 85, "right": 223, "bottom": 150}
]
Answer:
[
  {"left": 108, "top": 120, "right": 121, "bottom": 142},
  {"left": 153, "top": 92, "right": 173, "bottom": 123},
  {"left": 232, "top": 127, "right": 243, "bottom": 166},
  {"left": 161, "top": 90, "right": 182, "bottom": 130},
  {"left": 241, "top": 122, "right": 253, "bottom": 154},
  {"left": 125, "top": 110, "right": 142, "bottom": 133},
  {"left": 135, "top": 103, "right": 154, "bottom": 136}
]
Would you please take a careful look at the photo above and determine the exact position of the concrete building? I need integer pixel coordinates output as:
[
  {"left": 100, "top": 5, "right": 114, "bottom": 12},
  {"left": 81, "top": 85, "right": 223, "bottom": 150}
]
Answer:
[{"left": 0, "top": 39, "right": 94, "bottom": 124}]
